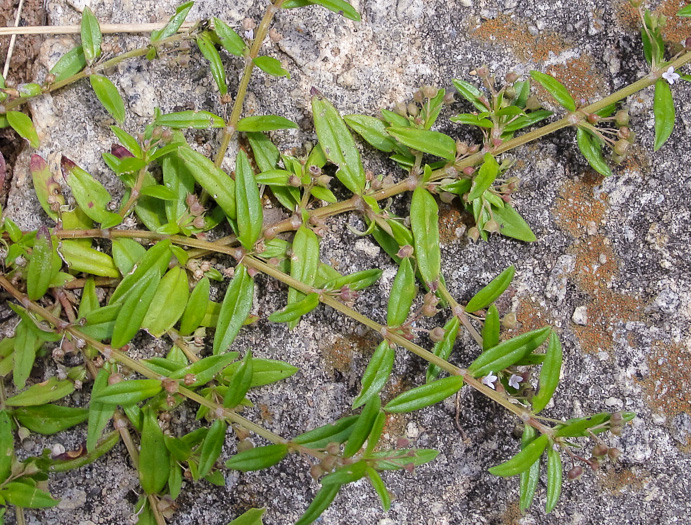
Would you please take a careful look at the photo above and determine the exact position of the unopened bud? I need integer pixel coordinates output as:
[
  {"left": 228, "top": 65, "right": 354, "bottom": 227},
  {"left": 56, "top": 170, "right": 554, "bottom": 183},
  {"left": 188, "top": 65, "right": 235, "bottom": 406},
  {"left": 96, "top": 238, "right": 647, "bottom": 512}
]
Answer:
[
  {"left": 288, "top": 175, "right": 301, "bottom": 187},
  {"left": 413, "top": 90, "right": 424, "bottom": 103},
  {"left": 607, "top": 447, "right": 621, "bottom": 461},
  {"left": 422, "top": 85, "right": 438, "bottom": 99},
  {"left": 456, "top": 141, "right": 468, "bottom": 155},
  {"left": 505, "top": 72, "right": 519, "bottom": 84},
  {"left": 394, "top": 101, "right": 408, "bottom": 116},
  {"left": 588, "top": 458, "right": 600, "bottom": 471},
  {"left": 525, "top": 96, "right": 541, "bottom": 111},
  {"left": 310, "top": 464, "right": 324, "bottom": 480},
  {"left": 483, "top": 219, "right": 500, "bottom": 233},
  {"left": 407, "top": 103, "right": 419, "bottom": 117},
  {"left": 443, "top": 92, "right": 455, "bottom": 105},
  {"left": 430, "top": 327, "right": 446, "bottom": 342},
  {"left": 615, "top": 110, "right": 629, "bottom": 127},
  {"left": 397, "top": 245, "right": 414, "bottom": 258},
  {"left": 567, "top": 466, "right": 583, "bottom": 480},
  {"left": 193, "top": 216, "right": 206, "bottom": 229},
  {"left": 184, "top": 374, "right": 196, "bottom": 386},
  {"left": 587, "top": 113, "right": 600, "bottom": 124},
  {"left": 237, "top": 438, "right": 254, "bottom": 453},
  {"left": 617, "top": 126, "right": 631, "bottom": 140},
  {"left": 501, "top": 312, "right": 518, "bottom": 329},
  {"left": 467, "top": 226, "right": 480, "bottom": 242},
  {"left": 685, "top": 37, "right": 691, "bottom": 49},
  {"left": 422, "top": 303, "right": 437, "bottom": 317},
  {"left": 476, "top": 66, "right": 489, "bottom": 78},
  {"left": 613, "top": 140, "right": 630, "bottom": 156},
  {"left": 440, "top": 191, "right": 455, "bottom": 204},
  {"left": 269, "top": 28, "right": 283, "bottom": 43},
  {"left": 504, "top": 86, "right": 516, "bottom": 99},
  {"left": 592, "top": 443, "right": 608, "bottom": 457},
  {"left": 108, "top": 374, "right": 122, "bottom": 385}
]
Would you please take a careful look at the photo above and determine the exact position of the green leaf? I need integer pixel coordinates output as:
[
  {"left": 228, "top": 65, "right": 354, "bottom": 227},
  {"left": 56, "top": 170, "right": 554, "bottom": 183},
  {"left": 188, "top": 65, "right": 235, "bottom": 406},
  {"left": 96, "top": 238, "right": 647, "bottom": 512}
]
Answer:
[
  {"left": 87, "top": 369, "right": 115, "bottom": 452},
  {"left": 214, "top": 265, "right": 254, "bottom": 354},
  {"left": 488, "top": 434, "right": 548, "bottom": 477},
  {"left": 353, "top": 341, "right": 395, "bottom": 409},
  {"left": 213, "top": 18, "right": 246, "bottom": 56},
  {"left": 492, "top": 203, "right": 536, "bottom": 242},
  {"left": 139, "top": 406, "right": 170, "bottom": 494},
  {"left": 576, "top": 127, "right": 612, "bottom": 177},
  {"left": 426, "top": 317, "right": 460, "bottom": 382},
  {"left": 545, "top": 444, "right": 562, "bottom": 512},
  {"left": 170, "top": 353, "right": 238, "bottom": 387},
  {"left": 292, "top": 415, "right": 358, "bottom": 448},
  {"left": 368, "top": 448, "right": 439, "bottom": 470},
  {"left": 343, "top": 395, "right": 381, "bottom": 457},
  {"left": 253, "top": 56, "right": 290, "bottom": 78},
  {"left": 236, "top": 151, "right": 263, "bottom": 250},
  {"left": 449, "top": 113, "right": 493, "bottom": 128},
  {"left": 111, "top": 238, "right": 146, "bottom": 276},
  {"left": 469, "top": 326, "right": 550, "bottom": 377},
  {"left": 11, "top": 323, "right": 37, "bottom": 390},
  {"left": 155, "top": 110, "right": 225, "bottom": 129},
  {"left": 27, "top": 227, "right": 58, "bottom": 300},
  {"left": 90, "top": 74, "right": 125, "bottom": 124},
  {"left": 179, "top": 276, "right": 210, "bottom": 335},
  {"left": 0, "top": 482, "right": 59, "bottom": 508},
  {"left": 0, "top": 411, "right": 14, "bottom": 483},
  {"left": 283, "top": 0, "right": 361, "bottom": 21},
  {"left": 387, "top": 258, "right": 416, "bottom": 326},
  {"left": 197, "top": 32, "right": 227, "bottom": 95},
  {"left": 142, "top": 267, "right": 189, "bottom": 337},
  {"left": 139, "top": 185, "right": 177, "bottom": 200},
  {"left": 384, "top": 376, "right": 463, "bottom": 413},
  {"left": 50, "top": 45, "right": 87, "bottom": 83},
  {"left": 6, "top": 377, "right": 75, "bottom": 407},
  {"left": 287, "top": 226, "right": 320, "bottom": 328},
  {"left": 62, "top": 156, "right": 121, "bottom": 227},
  {"left": 198, "top": 419, "right": 227, "bottom": 478},
  {"left": 321, "top": 460, "right": 367, "bottom": 485},
  {"left": 410, "top": 186, "right": 440, "bottom": 286},
  {"left": 465, "top": 265, "right": 515, "bottom": 313},
  {"left": 503, "top": 110, "right": 552, "bottom": 133},
  {"left": 678, "top": 4, "right": 691, "bottom": 15},
  {"left": 311, "top": 93, "right": 366, "bottom": 194},
  {"left": 80, "top": 6, "right": 102, "bottom": 65},
  {"left": 452, "top": 79, "right": 488, "bottom": 111},
  {"left": 529, "top": 71, "right": 576, "bottom": 112},
  {"left": 237, "top": 115, "right": 298, "bottom": 132},
  {"left": 223, "top": 351, "right": 253, "bottom": 408},
  {"left": 7, "top": 111, "right": 39, "bottom": 148},
  {"left": 111, "top": 268, "right": 161, "bottom": 348},
  {"left": 92, "top": 379, "right": 162, "bottom": 406},
  {"left": 227, "top": 508, "right": 266, "bottom": 525},
  {"left": 553, "top": 412, "right": 637, "bottom": 438},
  {"left": 108, "top": 239, "right": 171, "bottom": 302},
  {"left": 80, "top": 304, "right": 119, "bottom": 340},
  {"left": 13, "top": 404, "right": 87, "bottom": 435},
  {"left": 247, "top": 132, "right": 280, "bottom": 172},
  {"left": 178, "top": 146, "right": 236, "bottom": 219},
  {"left": 482, "top": 304, "right": 500, "bottom": 351},
  {"left": 519, "top": 426, "right": 540, "bottom": 512},
  {"left": 110, "top": 125, "right": 142, "bottom": 158},
  {"left": 367, "top": 467, "right": 390, "bottom": 511},
  {"left": 344, "top": 114, "right": 397, "bottom": 153},
  {"left": 532, "top": 331, "right": 562, "bottom": 414},
  {"left": 468, "top": 153, "right": 499, "bottom": 201},
  {"left": 59, "top": 240, "right": 120, "bottom": 277},
  {"left": 269, "top": 293, "right": 320, "bottom": 323},
  {"left": 322, "top": 269, "right": 382, "bottom": 292},
  {"left": 225, "top": 444, "right": 288, "bottom": 472},
  {"left": 151, "top": 1, "right": 194, "bottom": 43},
  {"left": 30, "top": 154, "right": 64, "bottom": 220},
  {"left": 387, "top": 127, "right": 455, "bottom": 160},
  {"left": 653, "top": 78, "right": 675, "bottom": 151},
  {"left": 294, "top": 484, "right": 340, "bottom": 525}
]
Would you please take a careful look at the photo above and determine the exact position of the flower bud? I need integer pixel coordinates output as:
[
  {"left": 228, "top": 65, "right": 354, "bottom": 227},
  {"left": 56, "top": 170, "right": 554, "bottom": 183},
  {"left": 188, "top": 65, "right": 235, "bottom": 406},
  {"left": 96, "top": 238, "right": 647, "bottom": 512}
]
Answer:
[
  {"left": 440, "top": 191, "right": 455, "bottom": 204},
  {"left": 288, "top": 175, "right": 301, "bottom": 187},
  {"left": 587, "top": 113, "right": 600, "bottom": 124},
  {"left": 615, "top": 110, "right": 629, "bottom": 127},
  {"left": 588, "top": 458, "right": 601, "bottom": 471},
  {"left": 613, "top": 139, "right": 630, "bottom": 156},
  {"left": 607, "top": 447, "right": 621, "bottom": 461},
  {"left": 592, "top": 443, "right": 608, "bottom": 457},
  {"left": 501, "top": 312, "right": 517, "bottom": 329},
  {"left": 443, "top": 92, "right": 455, "bottom": 105},
  {"left": 407, "top": 103, "right": 419, "bottom": 117},
  {"left": 422, "top": 85, "right": 438, "bottom": 99},
  {"left": 483, "top": 219, "right": 500, "bottom": 233},
  {"left": 505, "top": 72, "right": 519, "bottom": 84},
  {"left": 413, "top": 90, "right": 424, "bottom": 103},
  {"left": 397, "top": 245, "right": 414, "bottom": 258},
  {"left": 504, "top": 86, "right": 516, "bottom": 100},
  {"left": 476, "top": 66, "right": 489, "bottom": 78},
  {"left": 310, "top": 464, "right": 324, "bottom": 480},
  {"left": 317, "top": 175, "right": 332, "bottom": 187},
  {"left": 108, "top": 373, "right": 122, "bottom": 385},
  {"left": 685, "top": 37, "right": 691, "bottom": 49},
  {"left": 617, "top": 126, "right": 631, "bottom": 140},
  {"left": 456, "top": 141, "right": 468, "bottom": 155},
  {"left": 422, "top": 303, "right": 437, "bottom": 317},
  {"left": 237, "top": 438, "right": 254, "bottom": 453},
  {"left": 467, "top": 226, "right": 480, "bottom": 242},
  {"left": 430, "top": 327, "right": 446, "bottom": 342},
  {"left": 394, "top": 101, "right": 408, "bottom": 116},
  {"left": 567, "top": 466, "right": 583, "bottom": 480},
  {"left": 525, "top": 96, "right": 541, "bottom": 111}
]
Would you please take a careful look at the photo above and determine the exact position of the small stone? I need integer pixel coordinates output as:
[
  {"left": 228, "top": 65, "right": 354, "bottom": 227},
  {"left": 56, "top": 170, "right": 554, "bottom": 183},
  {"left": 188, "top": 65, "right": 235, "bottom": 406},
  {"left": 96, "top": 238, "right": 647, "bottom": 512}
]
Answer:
[
  {"left": 572, "top": 306, "right": 588, "bottom": 325},
  {"left": 599, "top": 253, "right": 607, "bottom": 264},
  {"left": 586, "top": 221, "right": 598, "bottom": 235},
  {"left": 406, "top": 422, "right": 420, "bottom": 439},
  {"left": 504, "top": 0, "right": 518, "bottom": 8},
  {"left": 67, "top": 0, "right": 91, "bottom": 12},
  {"left": 458, "top": 0, "right": 472, "bottom": 5}
]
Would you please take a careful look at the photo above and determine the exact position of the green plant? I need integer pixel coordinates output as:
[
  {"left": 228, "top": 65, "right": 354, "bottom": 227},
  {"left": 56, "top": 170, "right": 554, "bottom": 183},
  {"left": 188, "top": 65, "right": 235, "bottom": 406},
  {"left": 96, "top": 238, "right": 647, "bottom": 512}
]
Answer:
[{"left": 0, "top": 1, "right": 689, "bottom": 523}]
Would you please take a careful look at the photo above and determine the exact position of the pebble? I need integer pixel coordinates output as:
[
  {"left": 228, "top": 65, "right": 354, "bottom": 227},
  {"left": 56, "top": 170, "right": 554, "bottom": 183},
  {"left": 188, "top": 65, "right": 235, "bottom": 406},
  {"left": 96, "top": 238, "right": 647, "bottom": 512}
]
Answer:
[
  {"left": 459, "top": 0, "right": 472, "bottom": 6},
  {"left": 572, "top": 306, "right": 588, "bottom": 325}
]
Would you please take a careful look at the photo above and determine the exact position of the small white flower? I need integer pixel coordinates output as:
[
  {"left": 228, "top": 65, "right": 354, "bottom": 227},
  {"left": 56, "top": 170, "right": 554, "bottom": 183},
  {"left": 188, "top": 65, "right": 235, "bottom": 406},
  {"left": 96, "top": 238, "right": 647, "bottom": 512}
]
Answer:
[
  {"left": 508, "top": 374, "right": 523, "bottom": 390},
  {"left": 482, "top": 371, "right": 498, "bottom": 390},
  {"left": 662, "top": 66, "right": 680, "bottom": 85},
  {"left": 244, "top": 29, "right": 254, "bottom": 40}
]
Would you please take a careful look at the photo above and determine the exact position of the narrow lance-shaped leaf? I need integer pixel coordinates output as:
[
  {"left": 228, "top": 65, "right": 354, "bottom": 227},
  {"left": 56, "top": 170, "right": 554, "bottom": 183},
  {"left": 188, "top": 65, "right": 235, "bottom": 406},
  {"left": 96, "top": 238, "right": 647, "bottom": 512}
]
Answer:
[
  {"left": 223, "top": 351, "right": 253, "bottom": 408},
  {"left": 214, "top": 265, "right": 254, "bottom": 354},
  {"left": 62, "top": 156, "right": 122, "bottom": 227},
  {"left": 227, "top": 508, "right": 266, "bottom": 525},
  {"left": 492, "top": 203, "right": 536, "bottom": 242},
  {"left": 0, "top": 410, "right": 14, "bottom": 483},
  {"left": 80, "top": 6, "right": 102, "bottom": 65},
  {"left": 468, "top": 153, "right": 499, "bottom": 201},
  {"left": 519, "top": 425, "right": 540, "bottom": 512},
  {"left": 198, "top": 419, "right": 227, "bottom": 478},
  {"left": 426, "top": 316, "right": 460, "bottom": 382},
  {"left": 142, "top": 266, "right": 190, "bottom": 337},
  {"left": 384, "top": 376, "right": 463, "bottom": 413},
  {"left": 367, "top": 467, "right": 391, "bottom": 511},
  {"left": 90, "top": 74, "right": 126, "bottom": 124},
  {"left": 653, "top": 78, "right": 675, "bottom": 151},
  {"left": 197, "top": 32, "right": 227, "bottom": 95},
  {"left": 87, "top": 369, "right": 116, "bottom": 452},
  {"left": 12, "top": 404, "right": 88, "bottom": 435},
  {"left": 410, "top": 187, "right": 440, "bottom": 286},
  {"left": 489, "top": 434, "right": 548, "bottom": 477},
  {"left": 236, "top": 150, "right": 263, "bottom": 250},
  {"left": 465, "top": 265, "right": 515, "bottom": 313},
  {"left": 344, "top": 114, "right": 397, "bottom": 153},
  {"left": 343, "top": 395, "right": 381, "bottom": 457},
  {"left": 213, "top": 17, "right": 246, "bottom": 56},
  {"left": 253, "top": 56, "right": 290, "bottom": 78},
  {"left": 237, "top": 115, "right": 299, "bottom": 132},
  {"left": 294, "top": 484, "right": 340, "bottom": 525},
  {"left": 170, "top": 353, "right": 238, "bottom": 387},
  {"left": 225, "top": 444, "right": 288, "bottom": 472},
  {"left": 178, "top": 146, "right": 236, "bottom": 219},
  {"left": 27, "top": 226, "right": 58, "bottom": 300},
  {"left": 151, "top": 1, "right": 194, "bottom": 43},
  {"left": 530, "top": 71, "right": 576, "bottom": 112},
  {"left": 532, "top": 330, "right": 562, "bottom": 414},
  {"left": 109, "top": 240, "right": 171, "bottom": 304},
  {"left": 6, "top": 377, "right": 75, "bottom": 407},
  {"left": 139, "top": 406, "right": 170, "bottom": 494},
  {"left": 287, "top": 226, "right": 320, "bottom": 329},
  {"left": 31, "top": 154, "right": 64, "bottom": 220},
  {"left": 576, "top": 127, "right": 612, "bottom": 177},
  {"left": 545, "top": 443, "right": 562, "bottom": 513},
  {"left": 0, "top": 482, "right": 59, "bottom": 508},
  {"left": 352, "top": 341, "right": 395, "bottom": 409},
  {"left": 111, "top": 268, "right": 161, "bottom": 348},
  {"left": 311, "top": 92, "right": 366, "bottom": 194},
  {"left": 156, "top": 110, "right": 225, "bottom": 129},
  {"left": 291, "top": 415, "right": 358, "bottom": 449},
  {"left": 179, "top": 276, "right": 210, "bottom": 335},
  {"left": 469, "top": 326, "right": 550, "bottom": 377},
  {"left": 283, "top": 0, "right": 361, "bottom": 22},
  {"left": 60, "top": 240, "right": 120, "bottom": 278},
  {"left": 268, "top": 292, "right": 320, "bottom": 323},
  {"left": 50, "top": 45, "right": 87, "bottom": 83},
  {"left": 387, "top": 127, "right": 456, "bottom": 160},
  {"left": 12, "top": 323, "right": 39, "bottom": 390},
  {"left": 387, "top": 257, "right": 416, "bottom": 327},
  {"left": 452, "top": 79, "right": 488, "bottom": 112},
  {"left": 92, "top": 379, "right": 163, "bottom": 406},
  {"left": 7, "top": 111, "right": 39, "bottom": 148}
]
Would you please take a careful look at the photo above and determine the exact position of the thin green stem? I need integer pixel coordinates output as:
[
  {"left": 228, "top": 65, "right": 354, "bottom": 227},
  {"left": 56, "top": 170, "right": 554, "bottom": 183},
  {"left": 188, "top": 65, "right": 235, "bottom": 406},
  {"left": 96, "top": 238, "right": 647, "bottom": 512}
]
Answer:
[
  {"left": 214, "top": 0, "right": 286, "bottom": 168},
  {"left": 437, "top": 284, "right": 483, "bottom": 346}
]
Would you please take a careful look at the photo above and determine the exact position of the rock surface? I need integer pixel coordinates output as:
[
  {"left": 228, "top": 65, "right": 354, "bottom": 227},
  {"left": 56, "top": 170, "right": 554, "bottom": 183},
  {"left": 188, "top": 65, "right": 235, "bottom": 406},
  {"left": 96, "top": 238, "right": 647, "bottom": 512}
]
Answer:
[{"left": 2, "top": 0, "right": 691, "bottom": 524}]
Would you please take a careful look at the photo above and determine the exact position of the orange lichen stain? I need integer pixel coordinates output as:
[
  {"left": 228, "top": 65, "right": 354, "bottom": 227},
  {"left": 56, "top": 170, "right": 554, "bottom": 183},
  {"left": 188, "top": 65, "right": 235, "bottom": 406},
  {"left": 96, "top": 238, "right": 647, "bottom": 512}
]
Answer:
[
  {"left": 258, "top": 403, "right": 274, "bottom": 423},
  {"left": 597, "top": 467, "right": 646, "bottom": 496},
  {"left": 616, "top": 0, "right": 690, "bottom": 44},
  {"left": 639, "top": 341, "right": 691, "bottom": 445},
  {"left": 548, "top": 55, "right": 607, "bottom": 103},
  {"left": 438, "top": 203, "right": 467, "bottom": 244},
  {"left": 554, "top": 173, "right": 643, "bottom": 354},
  {"left": 319, "top": 333, "right": 378, "bottom": 375},
  {"left": 498, "top": 500, "right": 523, "bottom": 525},
  {"left": 506, "top": 296, "right": 553, "bottom": 338},
  {"left": 472, "top": 14, "right": 567, "bottom": 63}
]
